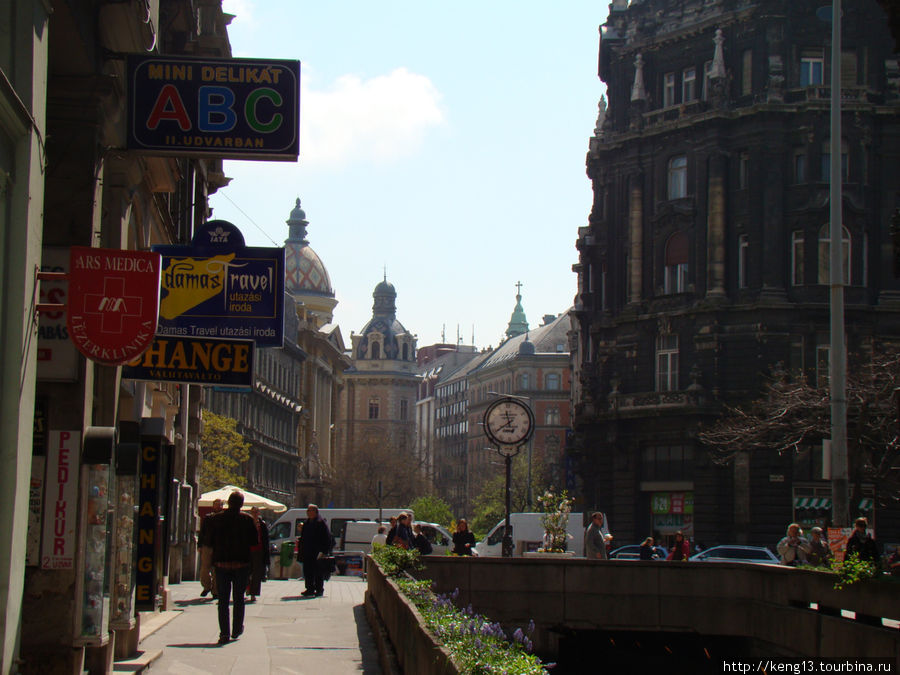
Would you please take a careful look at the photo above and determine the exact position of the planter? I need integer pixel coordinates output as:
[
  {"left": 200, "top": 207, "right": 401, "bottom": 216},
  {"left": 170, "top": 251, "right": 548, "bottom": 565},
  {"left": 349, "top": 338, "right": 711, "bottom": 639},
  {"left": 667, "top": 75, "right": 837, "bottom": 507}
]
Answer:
[{"left": 523, "top": 551, "right": 577, "bottom": 558}]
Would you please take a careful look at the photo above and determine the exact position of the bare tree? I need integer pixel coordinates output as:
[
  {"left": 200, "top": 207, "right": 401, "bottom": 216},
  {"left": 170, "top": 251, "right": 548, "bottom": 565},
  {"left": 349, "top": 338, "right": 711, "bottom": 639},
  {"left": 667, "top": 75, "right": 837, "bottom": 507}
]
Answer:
[{"left": 698, "top": 343, "right": 900, "bottom": 506}]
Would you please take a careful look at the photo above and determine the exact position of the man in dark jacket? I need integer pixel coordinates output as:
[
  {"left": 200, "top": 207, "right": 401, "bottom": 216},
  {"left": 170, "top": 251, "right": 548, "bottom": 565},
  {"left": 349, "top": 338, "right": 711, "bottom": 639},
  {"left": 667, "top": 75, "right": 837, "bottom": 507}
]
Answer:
[
  {"left": 298, "top": 504, "right": 332, "bottom": 597},
  {"left": 207, "top": 490, "right": 258, "bottom": 644}
]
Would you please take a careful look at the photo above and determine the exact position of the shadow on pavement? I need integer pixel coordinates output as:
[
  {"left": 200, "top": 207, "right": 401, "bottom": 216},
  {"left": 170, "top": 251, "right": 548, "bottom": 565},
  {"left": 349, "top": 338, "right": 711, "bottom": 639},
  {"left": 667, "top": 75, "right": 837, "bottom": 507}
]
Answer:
[
  {"left": 174, "top": 598, "right": 216, "bottom": 607},
  {"left": 280, "top": 595, "right": 317, "bottom": 601},
  {"left": 165, "top": 642, "right": 222, "bottom": 649},
  {"left": 353, "top": 604, "right": 382, "bottom": 674}
]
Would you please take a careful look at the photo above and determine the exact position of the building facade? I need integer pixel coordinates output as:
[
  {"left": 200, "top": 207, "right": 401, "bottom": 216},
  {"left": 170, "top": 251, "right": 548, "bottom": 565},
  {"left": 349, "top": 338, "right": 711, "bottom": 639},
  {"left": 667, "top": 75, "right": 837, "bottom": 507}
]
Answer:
[
  {"left": 571, "top": 0, "right": 900, "bottom": 550},
  {"left": 336, "top": 279, "right": 420, "bottom": 506}
]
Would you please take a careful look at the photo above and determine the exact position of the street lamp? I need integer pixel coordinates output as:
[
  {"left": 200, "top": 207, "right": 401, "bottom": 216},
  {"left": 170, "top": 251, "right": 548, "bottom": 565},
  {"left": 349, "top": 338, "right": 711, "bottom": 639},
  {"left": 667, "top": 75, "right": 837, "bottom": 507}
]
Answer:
[{"left": 482, "top": 396, "right": 535, "bottom": 557}]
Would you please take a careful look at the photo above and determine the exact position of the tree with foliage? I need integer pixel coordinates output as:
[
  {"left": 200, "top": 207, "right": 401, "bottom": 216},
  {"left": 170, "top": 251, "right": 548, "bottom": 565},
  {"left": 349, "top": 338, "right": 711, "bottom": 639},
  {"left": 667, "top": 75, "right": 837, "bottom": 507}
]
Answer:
[
  {"left": 698, "top": 344, "right": 900, "bottom": 507},
  {"left": 468, "top": 453, "right": 554, "bottom": 536},
  {"left": 199, "top": 410, "right": 250, "bottom": 493},
  {"left": 409, "top": 495, "right": 454, "bottom": 528}
]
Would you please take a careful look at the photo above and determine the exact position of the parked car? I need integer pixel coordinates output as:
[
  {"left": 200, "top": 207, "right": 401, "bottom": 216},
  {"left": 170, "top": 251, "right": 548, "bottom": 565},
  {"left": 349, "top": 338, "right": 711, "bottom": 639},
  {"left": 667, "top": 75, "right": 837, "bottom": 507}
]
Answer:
[
  {"left": 610, "top": 544, "right": 666, "bottom": 560},
  {"left": 689, "top": 545, "right": 780, "bottom": 564}
]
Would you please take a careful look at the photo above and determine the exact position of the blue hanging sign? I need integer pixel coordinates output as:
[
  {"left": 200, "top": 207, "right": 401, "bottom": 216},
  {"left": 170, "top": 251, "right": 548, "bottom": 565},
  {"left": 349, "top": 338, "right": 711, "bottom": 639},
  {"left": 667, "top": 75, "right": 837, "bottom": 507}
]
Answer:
[
  {"left": 153, "top": 220, "right": 285, "bottom": 347},
  {"left": 126, "top": 55, "right": 300, "bottom": 161}
]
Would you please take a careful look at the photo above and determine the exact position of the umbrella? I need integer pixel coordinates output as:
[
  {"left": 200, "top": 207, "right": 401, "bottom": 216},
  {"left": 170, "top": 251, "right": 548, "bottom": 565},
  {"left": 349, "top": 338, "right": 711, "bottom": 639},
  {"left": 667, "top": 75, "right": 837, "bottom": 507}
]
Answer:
[{"left": 198, "top": 485, "right": 288, "bottom": 513}]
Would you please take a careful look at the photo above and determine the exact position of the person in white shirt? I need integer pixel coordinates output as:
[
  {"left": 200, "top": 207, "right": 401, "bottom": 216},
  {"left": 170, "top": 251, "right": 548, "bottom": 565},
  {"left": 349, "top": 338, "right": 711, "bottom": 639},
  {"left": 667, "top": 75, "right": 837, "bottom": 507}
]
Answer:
[{"left": 371, "top": 525, "right": 388, "bottom": 547}]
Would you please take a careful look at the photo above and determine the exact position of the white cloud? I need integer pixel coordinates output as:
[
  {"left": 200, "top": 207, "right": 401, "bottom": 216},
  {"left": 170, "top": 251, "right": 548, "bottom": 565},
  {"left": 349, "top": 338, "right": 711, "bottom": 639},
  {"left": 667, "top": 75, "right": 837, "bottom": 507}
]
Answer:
[{"left": 300, "top": 67, "right": 445, "bottom": 166}]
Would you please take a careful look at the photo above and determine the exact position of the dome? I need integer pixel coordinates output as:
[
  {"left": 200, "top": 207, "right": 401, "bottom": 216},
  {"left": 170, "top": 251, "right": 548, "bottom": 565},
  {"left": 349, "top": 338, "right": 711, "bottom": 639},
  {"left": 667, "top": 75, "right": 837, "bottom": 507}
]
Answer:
[
  {"left": 284, "top": 198, "right": 334, "bottom": 298},
  {"left": 355, "top": 278, "right": 414, "bottom": 361}
]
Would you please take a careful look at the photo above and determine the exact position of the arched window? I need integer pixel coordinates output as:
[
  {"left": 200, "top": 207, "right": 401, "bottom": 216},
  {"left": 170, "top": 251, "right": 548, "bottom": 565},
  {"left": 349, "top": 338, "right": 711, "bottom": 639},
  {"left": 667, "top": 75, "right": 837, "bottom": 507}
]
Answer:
[
  {"left": 545, "top": 407, "right": 561, "bottom": 425},
  {"left": 520, "top": 373, "right": 530, "bottom": 389},
  {"left": 817, "top": 224, "right": 850, "bottom": 285},
  {"left": 545, "top": 373, "right": 561, "bottom": 390},
  {"left": 664, "top": 232, "right": 689, "bottom": 294},
  {"left": 668, "top": 155, "right": 687, "bottom": 199},
  {"left": 371, "top": 342, "right": 380, "bottom": 359}
]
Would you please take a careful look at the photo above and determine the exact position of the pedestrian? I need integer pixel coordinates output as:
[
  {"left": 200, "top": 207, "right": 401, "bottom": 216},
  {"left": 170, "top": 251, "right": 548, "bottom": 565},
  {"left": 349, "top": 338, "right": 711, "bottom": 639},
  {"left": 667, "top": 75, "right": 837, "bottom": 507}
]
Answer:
[
  {"left": 412, "top": 523, "right": 433, "bottom": 555},
  {"left": 451, "top": 518, "right": 476, "bottom": 555},
  {"left": 392, "top": 513, "right": 414, "bottom": 549},
  {"left": 584, "top": 511, "right": 610, "bottom": 560},
  {"left": 247, "top": 506, "right": 270, "bottom": 602},
  {"left": 776, "top": 523, "right": 812, "bottom": 566},
  {"left": 198, "top": 498, "right": 223, "bottom": 598},
  {"left": 666, "top": 530, "right": 692, "bottom": 561},
  {"left": 207, "top": 490, "right": 258, "bottom": 644},
  {"left": 639, "top": 536, "right": 657, "bottom": 560},
  {"left": 806, "top": 526, "right": 832, "bottom": 566},
  {"left": 298, "top": 504, "right": 333, "bottom": 597},
  {"left": 385, "top": 516, "right": 398, "bottom": 546},
  {"left": 845, "top": 517, "right": 880, "bottom": 564},
  {"left": 371, "top": 525, "right": 388, "bottom": 548}
]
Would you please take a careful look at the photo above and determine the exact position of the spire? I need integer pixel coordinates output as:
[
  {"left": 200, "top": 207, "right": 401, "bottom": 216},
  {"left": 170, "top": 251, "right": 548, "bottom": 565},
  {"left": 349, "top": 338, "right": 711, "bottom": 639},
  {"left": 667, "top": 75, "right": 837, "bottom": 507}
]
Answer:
[
  {"left": 631, "top": 53, "right": 647, "bottom": 101},
  {"left": 594, "top": 95, "right": 607, "bottom": 136},
  {"left": 505, "top": 281, "right": 529, "bottom": 339}
]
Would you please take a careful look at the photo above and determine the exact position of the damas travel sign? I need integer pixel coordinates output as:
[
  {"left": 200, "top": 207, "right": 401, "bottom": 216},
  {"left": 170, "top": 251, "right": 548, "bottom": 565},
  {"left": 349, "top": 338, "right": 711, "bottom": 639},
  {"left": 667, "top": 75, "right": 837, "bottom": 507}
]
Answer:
[
  {"left": 127, "top": 55, "right": 300, "bottom": 160},
  {"left": 66, "top": 247, "right": 161, "bottom": 365},
  {"left": 153, "top": 220, "right": 284, "bottom": 347}
]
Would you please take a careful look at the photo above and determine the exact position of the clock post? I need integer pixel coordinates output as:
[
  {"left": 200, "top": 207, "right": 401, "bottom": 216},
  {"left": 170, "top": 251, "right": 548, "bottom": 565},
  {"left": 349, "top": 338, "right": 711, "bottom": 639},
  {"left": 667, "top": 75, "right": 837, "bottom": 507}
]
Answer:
[{"left": 482, "top": 397, "right": 535, "bottom": 557}]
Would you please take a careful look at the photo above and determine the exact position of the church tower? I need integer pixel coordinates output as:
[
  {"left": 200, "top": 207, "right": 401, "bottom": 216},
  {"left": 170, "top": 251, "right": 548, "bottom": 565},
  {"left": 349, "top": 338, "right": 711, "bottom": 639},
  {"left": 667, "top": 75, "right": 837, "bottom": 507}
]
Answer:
[{"left": 336, "top": 277, "right": 421, "bottom": 505}]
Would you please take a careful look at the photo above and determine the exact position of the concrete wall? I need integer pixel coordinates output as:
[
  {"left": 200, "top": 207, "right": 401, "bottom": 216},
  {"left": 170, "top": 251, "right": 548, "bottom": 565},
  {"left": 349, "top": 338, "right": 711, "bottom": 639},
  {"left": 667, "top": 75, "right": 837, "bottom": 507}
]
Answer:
[
  {"left": 417, "top": 556, "right": 900, "bottom": 663},
  {"left": 365, "top": 560, "right": 459, "bottom": 675}
]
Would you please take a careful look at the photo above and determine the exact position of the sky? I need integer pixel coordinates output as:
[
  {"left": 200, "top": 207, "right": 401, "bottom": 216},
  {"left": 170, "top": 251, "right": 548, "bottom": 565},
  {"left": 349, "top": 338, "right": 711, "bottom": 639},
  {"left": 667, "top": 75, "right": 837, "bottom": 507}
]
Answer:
[{"left": 211, "top": 1, "right": 608, "bottom": 350}]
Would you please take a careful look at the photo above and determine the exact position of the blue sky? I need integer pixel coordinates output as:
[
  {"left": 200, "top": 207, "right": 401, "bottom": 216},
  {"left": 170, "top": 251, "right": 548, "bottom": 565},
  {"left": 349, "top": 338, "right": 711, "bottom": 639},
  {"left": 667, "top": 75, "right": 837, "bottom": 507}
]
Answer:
[{"left": 211, "top": 1, "right": 607, "bottom": 349}]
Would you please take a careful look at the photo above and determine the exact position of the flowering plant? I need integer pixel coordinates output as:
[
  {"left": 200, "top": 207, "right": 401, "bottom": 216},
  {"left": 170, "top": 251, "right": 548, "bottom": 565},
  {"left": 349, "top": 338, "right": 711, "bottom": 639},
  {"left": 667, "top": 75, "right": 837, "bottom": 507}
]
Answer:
[{"left": 536, "top": 489, "right": 574, "bottom": 553}]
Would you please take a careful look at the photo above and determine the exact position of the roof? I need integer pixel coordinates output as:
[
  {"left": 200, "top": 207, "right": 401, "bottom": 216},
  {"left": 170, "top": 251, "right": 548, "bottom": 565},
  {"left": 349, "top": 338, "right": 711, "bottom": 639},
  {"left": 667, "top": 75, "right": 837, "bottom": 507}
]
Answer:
[{"left": 477, "top": 309, "right": 571, "bottom": 371}]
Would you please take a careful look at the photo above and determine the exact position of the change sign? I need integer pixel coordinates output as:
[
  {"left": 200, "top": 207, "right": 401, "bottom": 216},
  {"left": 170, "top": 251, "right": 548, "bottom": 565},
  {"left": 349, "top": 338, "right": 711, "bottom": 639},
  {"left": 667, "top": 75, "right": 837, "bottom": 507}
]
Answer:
[
  {"left": 127, "top": 55, "right": 300, "bottom": 160},
  {"left": 153, "top": 220, "right": 285, "bottom": 347}
]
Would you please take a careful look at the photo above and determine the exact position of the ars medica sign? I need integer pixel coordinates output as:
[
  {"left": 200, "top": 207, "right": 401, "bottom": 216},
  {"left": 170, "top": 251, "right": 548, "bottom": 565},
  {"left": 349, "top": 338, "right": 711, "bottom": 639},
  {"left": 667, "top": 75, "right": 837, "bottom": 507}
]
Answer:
[{"left": 127, "top": 55, "right": 300, "bottom": 161}]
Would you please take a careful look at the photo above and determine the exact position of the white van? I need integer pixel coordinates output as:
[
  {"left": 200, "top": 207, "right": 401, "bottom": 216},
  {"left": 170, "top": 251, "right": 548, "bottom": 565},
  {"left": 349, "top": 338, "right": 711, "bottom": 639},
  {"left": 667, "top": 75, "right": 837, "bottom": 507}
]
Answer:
[
  {"left": 267, "top": 508, "right": 412, "bottom": 555},
  {"left": 343, "top": 520, "right": 452, "bottom": 555},
  {"left": 474, "top": 512, "right": 603, "bottom": 557}
]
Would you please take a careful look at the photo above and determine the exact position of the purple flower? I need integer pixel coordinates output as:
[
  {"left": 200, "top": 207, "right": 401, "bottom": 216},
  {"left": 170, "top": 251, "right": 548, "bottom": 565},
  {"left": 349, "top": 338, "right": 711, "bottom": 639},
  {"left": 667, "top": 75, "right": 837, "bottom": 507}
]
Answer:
[
  {"left": 527, "top": 619, "right": 535, "bottom": 635},
  {"left": 513, "top": 628, "right": 525, "bottom": 643}
]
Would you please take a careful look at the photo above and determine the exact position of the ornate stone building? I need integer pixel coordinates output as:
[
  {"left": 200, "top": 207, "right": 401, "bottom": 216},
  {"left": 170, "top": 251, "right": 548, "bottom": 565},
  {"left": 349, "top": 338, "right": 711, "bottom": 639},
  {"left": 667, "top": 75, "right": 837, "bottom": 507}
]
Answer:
[
  {"left": 570, "top": 0, "right": 900, "bottom": 549},
  {"left": 336, "top": 279, "right": 419, "bottom": 506}
]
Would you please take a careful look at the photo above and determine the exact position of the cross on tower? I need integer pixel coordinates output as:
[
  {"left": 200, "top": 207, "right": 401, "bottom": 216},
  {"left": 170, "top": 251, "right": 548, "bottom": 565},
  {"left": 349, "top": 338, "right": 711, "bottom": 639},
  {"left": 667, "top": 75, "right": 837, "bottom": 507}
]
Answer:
[{"left": 515, "top": 280, "right": 523, "bottom": 297}]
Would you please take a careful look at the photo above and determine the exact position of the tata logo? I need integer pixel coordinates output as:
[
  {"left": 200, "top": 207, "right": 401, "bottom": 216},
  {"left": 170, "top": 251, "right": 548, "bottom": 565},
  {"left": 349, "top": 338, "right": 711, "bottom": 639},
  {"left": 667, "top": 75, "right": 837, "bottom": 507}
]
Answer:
[{"left": 66, "top": 247, "right": 162, "bottom": 365}]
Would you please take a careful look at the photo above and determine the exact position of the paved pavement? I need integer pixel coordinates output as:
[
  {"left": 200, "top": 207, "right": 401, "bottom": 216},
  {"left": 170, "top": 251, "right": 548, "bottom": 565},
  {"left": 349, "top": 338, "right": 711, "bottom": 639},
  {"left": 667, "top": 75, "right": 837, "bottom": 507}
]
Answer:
[{"left": 125, "top": 576, "right": 382, "bottom": 674}]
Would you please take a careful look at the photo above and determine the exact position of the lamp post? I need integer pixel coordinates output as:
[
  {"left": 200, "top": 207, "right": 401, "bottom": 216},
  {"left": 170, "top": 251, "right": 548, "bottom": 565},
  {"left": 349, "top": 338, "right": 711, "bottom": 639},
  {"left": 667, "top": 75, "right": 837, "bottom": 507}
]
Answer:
[{"left": 482, "top": 396, "right": 535, "bottom": 557}]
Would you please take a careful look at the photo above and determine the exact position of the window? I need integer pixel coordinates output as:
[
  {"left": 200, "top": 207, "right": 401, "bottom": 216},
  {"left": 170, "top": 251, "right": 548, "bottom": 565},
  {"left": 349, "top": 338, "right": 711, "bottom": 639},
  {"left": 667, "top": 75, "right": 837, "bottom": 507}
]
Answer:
[
  {"left": 682, "top": 67, "right": 696, "bottom": 102},
  {"left": 545, "top": 407, "right": 560, "bottom": 425},
  {"left": 794, "top": 151, "right": 807, "bottom": 183},
  {"left": 738, "top": 234, "right": 749, "bottom": 289},
  {"left": 738, "top": 152, "right": 749, "bottom": 189},
  {"left": 817, "top": 224, "right": 851, "bottom": 285},
  {"left": 399, "top": 399, "right": 408, "bottom": 421},
  {"left": 741, "top": 49, "right": 753, "bottom": 96},
  {"left": 545, "top": 373, "right": 561, "bottom": 390},
  {"left": 402, "top": 344, "right": 409, "bottom": 361},
  {"left": 702, "top": 60, "right": 713, "bottom": 100},
  {"left": 821, "top": 142, "right": 849, "bottom": 182},
  {"left": 519, "top": 373, "right": 530, "bottom": 389},
  {"left": 668, "top": 155, "right": 687, "bottom": 199},
  {"left": 371, "top": 342, "right": 380, "bottom": 359},
  {"left": 800, "top": 54, "right": 824, "bottom": 86},
  {"left": 841, "top": 50, "right": 858, "bottom": 88},
  {"left": 368, "top": 398, "right": 380, "bottom": 419},
  {"left": 663, "top": 72, "right": 676, "bottom": 107},
  {"left": 791, "top": 231, "right": 805, "bottom": 286},
  {"left": 664, "top": 232, "right": 689, "bottom": 294},
  {"left": 656, "top": 334, "right": 679, "bottom": 392}
]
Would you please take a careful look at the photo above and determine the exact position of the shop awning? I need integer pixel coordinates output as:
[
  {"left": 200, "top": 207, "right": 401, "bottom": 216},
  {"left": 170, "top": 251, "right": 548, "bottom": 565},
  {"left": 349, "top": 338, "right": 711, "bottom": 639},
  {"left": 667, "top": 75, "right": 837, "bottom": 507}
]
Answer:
[{"left": 794, "top": 497, "right": 831, "bottom": 510}]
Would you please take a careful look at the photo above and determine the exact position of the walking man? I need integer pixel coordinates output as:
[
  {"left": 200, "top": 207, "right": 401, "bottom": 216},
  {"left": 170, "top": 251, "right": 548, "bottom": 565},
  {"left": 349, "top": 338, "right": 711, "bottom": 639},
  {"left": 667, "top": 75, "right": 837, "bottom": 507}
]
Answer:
[
  {"left": 298, "top": 504, "right": 333, "bottom": 597},
  {"left": 207, "top": 490, "right": 258, "bottom": 644},
  {"left": 584, "top": 512, "right": 610, "bottom": 560}
]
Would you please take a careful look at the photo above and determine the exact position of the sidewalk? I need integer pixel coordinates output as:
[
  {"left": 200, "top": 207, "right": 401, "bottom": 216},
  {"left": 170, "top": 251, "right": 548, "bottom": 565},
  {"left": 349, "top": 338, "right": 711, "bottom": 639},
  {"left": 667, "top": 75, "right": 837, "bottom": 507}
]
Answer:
[{"left": 117, "top": 576, "right": 381, "bottom": 674}]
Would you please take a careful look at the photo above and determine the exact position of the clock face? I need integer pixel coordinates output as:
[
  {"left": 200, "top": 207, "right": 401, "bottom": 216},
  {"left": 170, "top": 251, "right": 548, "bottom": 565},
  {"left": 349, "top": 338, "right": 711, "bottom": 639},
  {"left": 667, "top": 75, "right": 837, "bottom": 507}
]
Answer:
[{"left": 483, "top": 398, "right": 534, "bottom": 447}]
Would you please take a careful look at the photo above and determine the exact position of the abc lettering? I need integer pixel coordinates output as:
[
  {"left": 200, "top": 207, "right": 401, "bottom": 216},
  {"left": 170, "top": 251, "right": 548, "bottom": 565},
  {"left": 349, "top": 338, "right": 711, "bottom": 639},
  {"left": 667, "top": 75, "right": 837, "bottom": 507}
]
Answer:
[{"left": 146, "top": 81, "right": 285, "bottom": 134}]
